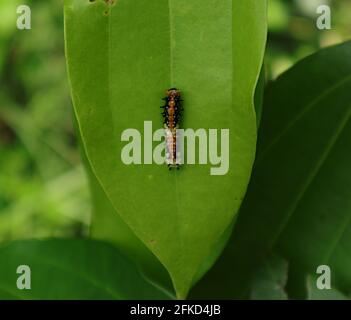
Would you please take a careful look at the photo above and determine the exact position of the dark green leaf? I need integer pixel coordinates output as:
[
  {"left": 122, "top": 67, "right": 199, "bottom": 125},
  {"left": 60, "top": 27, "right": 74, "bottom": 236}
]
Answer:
[
  {"left": 0, "top": 239, "right": 171, "bottom": 299},
  {"left": 191, "top": 41, "right": 351, "bottom": 299}
]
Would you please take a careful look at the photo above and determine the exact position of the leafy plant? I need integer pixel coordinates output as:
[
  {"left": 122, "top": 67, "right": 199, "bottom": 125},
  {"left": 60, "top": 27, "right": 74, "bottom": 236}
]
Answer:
[{"left": 1, "top": 0, "right": 351, "bottom": 301}]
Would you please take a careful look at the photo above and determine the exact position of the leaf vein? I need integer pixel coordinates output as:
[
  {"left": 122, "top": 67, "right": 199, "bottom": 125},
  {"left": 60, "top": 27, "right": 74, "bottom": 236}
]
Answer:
[
  {"left": 257, "top": 74, "right": 351, "bottom": 164},
  {"left": 271, "top": 103, "right": 351, "bottom": 247}
]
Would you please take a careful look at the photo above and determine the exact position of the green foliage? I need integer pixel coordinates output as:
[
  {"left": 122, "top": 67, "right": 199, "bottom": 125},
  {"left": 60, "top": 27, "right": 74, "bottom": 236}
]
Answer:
[
  {"left": 263, "top": 41, "right": 351, "bottom": 297},
  {"left": 191, "top": 41, "right": 351, "bottom": 299},
  {"left": 0, "top": 0, "right": 89, "bottom": 242},
  {"left": 64, "top": 0, "right": 267, "bottom": 298},
  {"left": 0, "top": 239, "right": 170, "bottom": 299},
  {"left": 1, "top": 0, "right": 351, "bottom": 301}
]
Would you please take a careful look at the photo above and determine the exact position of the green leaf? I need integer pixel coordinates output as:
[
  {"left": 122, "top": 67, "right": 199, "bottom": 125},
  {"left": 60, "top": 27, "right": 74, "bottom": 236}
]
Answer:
[
  {"left": 75, "top": 112, "right": 231, "bottom": 295},
  {"left": 250, "top": 254, "right": 288, "bottom": 300},
  {"left": 65, "top": 0, "right": 267, "bottom": 298},
  {"left": 191, "top": 41, "right": 351, "bottom": 299},
  {"left": 0, "top": 239, "right": 171, "bottom": 299}
]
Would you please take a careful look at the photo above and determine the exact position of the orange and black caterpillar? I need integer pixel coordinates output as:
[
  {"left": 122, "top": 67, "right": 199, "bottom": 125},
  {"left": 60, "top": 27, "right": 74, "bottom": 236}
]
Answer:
[{"left": 161, "top": 88, "right": 183, "bottom": 170}]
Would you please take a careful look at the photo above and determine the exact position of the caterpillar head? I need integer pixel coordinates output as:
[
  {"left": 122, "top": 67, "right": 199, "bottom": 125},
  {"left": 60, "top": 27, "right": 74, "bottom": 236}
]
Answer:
[{"left": 167, "top": 88, "right": 181, "bottom": 99}]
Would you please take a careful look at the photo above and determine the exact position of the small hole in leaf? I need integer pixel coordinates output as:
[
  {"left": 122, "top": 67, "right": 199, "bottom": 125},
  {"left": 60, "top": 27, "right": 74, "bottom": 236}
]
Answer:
[{"left": 105, "top": 0, "right": 116, "bottom": 5}]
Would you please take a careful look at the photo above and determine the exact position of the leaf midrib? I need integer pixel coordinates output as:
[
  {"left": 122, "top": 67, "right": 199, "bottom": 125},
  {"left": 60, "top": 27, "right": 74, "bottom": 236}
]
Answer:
[
  {"left": 168, "top": 0, "right": 175, "bottom": 85},
  {"left": 168, "top": 0, "right": 186, "bottom": 296}
]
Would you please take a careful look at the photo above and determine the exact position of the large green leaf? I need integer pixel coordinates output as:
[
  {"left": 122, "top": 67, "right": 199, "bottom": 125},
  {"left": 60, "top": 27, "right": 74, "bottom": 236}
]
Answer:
[
  {"left": 74, "top": 110, "right": 234, "bottom": 295},
  {"left": 191, "top": 41, "right": 351, "bottom": 299},
  {"left": 0, "top": 239, "right": 171, "bottom": 299},
  {"left": 65, "top": 0, "right": 267, "bottom": 298}
]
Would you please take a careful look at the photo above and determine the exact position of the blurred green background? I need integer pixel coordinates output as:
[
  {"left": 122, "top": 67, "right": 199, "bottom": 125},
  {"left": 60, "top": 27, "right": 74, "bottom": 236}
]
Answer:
[{"left": 0, "top": 0, "right": 350, "bottom": 244}]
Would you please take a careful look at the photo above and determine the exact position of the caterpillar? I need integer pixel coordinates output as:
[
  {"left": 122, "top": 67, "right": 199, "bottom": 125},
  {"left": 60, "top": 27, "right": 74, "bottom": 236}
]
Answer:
[{"left": 161, "top": 88, "right": 183, "bottom": 170}]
